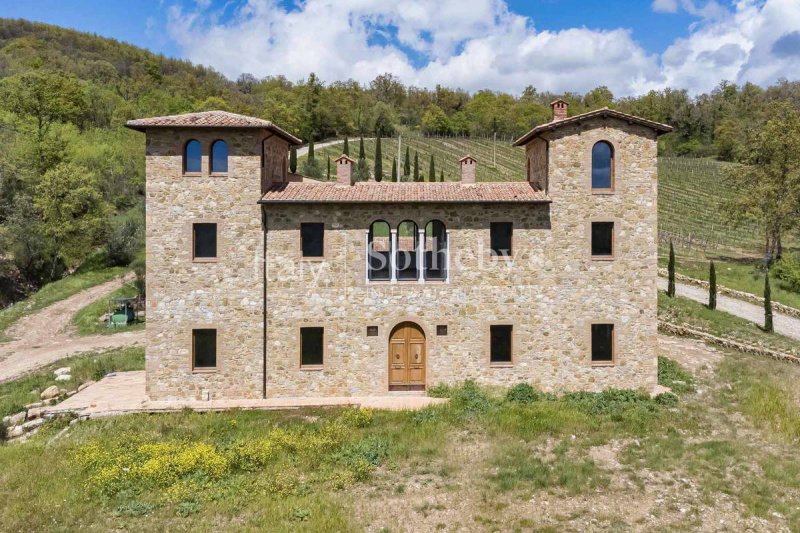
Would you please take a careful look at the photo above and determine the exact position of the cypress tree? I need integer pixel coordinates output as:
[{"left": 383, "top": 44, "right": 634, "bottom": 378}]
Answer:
[
  {"left": 667, "top": 241, "right": 676, "bottom": 297},
  {"left": 404, "top": 147, "right": 411, "bottom": 177},
  {"left": 764, "top": 268, "right": 774, "bottom": 332},
  {"left": 391, "top": 158, "right": 397, "bottom": 182},
  {"left": 708, "top": 261, "right": 717, "bottom": 310},
  {"left": 343, "top": 136, "right": 350, "bottom": 156},
  {"left": 374, "top": 136, "right": 383, "bottom": 182},
  {"left": 429, "top": 154, "right": 435, "bottom": 182},
  {"left": 307, "top": 140, "right": 315, "bottom": 164},
  {"left": 326, "top": 155, "right": 331, "bottom": 181},
  {"left": 289, "top": 146, "right": 297, "bottom": 174},
  {"left": 354, "top": 136, "right": 369, "bottom": 181},
  {"left": 439, "top": 169, "right": 444, "bottom": 182},
  {"left": 413, "top": 151, "right": 419, "bottom": 182}
]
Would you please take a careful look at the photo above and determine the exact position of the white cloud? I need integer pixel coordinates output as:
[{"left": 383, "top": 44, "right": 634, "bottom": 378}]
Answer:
[
  {"left": 166, "top": 0, "right": 800, "bottom": 97},
  {"left": 658, "top": 0, "right": 800, "bottom": 92},
  {"left": 652, "top": 0, "right": 680, "bottom": 14}
]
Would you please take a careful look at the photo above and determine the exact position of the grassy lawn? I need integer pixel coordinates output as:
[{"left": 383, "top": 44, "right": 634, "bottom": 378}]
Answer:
[
  {"left": 71, "top": 281, "right": 145, "bottom": 336},
  {"left": 3, "top": 347, "right": 800, "bottom": 530},
  {"left": 0, "top": 347, "right": 144, "bottom": 420},
  {"left": 0, "top": 266, "right": 128, "bottom": 342},
  {"left": 658, "top": 292, "right": 799, "bottom": 355}
]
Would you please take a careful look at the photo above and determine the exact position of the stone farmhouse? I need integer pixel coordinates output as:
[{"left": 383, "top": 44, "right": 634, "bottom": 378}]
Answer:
[{"left": 126, "top": 100, "right": 672, "bottom": 401}]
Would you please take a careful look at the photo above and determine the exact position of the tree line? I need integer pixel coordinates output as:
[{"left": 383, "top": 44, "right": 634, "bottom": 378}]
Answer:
[{"left": 0, "top": 18, "right": 798, "bottom": 304}]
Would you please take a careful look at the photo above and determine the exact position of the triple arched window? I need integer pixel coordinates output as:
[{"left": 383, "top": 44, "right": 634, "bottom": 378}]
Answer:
[
  {"left": 367, "top": 220, "right": 448, "bottom": 282},
  {"left": 591, "top": 141, "right": 614, "bottom": 190},
  {"left": 183, "top": 139, "right": 229, "bottom": 174}
]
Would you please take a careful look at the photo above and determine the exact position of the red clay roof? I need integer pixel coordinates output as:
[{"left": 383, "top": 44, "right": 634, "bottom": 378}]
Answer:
[
  {"left": 125, "top": 110, "right": 302, "bottom": 145},
  {"left": 512, "top": 107, "right": 672, "bottom": 146},
  {"left": 259, "top": 181, "right": 550, "bottom": 204}
]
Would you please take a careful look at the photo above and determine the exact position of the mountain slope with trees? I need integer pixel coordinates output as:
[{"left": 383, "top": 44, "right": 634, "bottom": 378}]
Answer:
[{"left": 0, "top": 18, "right": 798, "bottom": 306}]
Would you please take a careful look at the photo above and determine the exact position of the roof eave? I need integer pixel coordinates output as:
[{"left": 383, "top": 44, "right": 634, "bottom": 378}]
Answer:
[
  {"left": 258, "top": 198, "right": 552, "bottom": 205},
  {"left": 124, "top": 122, "right": 303, "bottom": 145},
  {"left": 511, "top": 111, "right": 673, "bottom": 146}
]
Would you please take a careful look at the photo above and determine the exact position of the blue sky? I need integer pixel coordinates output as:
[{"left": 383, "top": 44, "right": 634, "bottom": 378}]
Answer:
[{"left": 1, "top": 0, "right": 798, "bottom": 96}]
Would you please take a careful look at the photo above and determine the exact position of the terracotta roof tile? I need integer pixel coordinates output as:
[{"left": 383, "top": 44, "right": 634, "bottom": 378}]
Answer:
[
  {"left": 513, "top": 107, "right": 673, "bottom": 146},
  {"left": 259, "top": 181, "right": 550, "bottom": 204},
  {"left": 125, "top": 110, "right": 302, "bottom": 145}
]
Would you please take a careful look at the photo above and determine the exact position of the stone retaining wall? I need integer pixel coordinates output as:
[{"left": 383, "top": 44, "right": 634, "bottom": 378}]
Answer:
[{"left": 658, "top": 321, "right": 800, "bottom": 363}]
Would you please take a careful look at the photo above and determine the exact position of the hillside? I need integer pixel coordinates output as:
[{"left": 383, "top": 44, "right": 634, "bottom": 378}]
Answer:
[{"left": 301, "top": 138, "right": 765, "bottom": 256}]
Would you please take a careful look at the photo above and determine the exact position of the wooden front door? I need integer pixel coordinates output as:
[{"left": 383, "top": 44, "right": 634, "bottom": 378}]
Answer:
[{"left": 389, "top": 322, "right": 426, "bottom": 391}]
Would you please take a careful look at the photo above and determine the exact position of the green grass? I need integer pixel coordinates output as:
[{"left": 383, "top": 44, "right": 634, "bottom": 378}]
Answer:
[
  {"left": 71, "top": 281, "right": 144, "bottom": 336},
  {"left": 0, "top": 347, "right": 144, "bottom": 420},
  {"left": 0, "top": 266, "right": 128, "bottom": 342},
  {"left": 658, "top": 292, "right": 799, "bottom": 355},
  {"left": 661, "top": 255, "right": 800, "bottom": 311},
  {"left": 3, "top": 353, "right": 800, "bottom": 530}
]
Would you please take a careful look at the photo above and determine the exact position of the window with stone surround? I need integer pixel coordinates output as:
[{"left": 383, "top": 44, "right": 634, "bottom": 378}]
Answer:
[
  {"left": 184, "top": 139, "right": 201, "bottom": 174},
  {"left": 210, "top": 140, "right": 228, "bottom": 174},
  {"left": 193, "top": 223, "right": 217, "bottom": 260},
  {"left": 490, "top": 325, "right": 513, "bottom": 365},
  {"left": 591, "top": 141, "right": 614, "bottom": 191},
  {"left": 368, "top": 220, "right": 391, "bottom": 280},
  {"left": 591, "top": 222, "right": 614, "bottom": 258},
  {"left": 300, "top": 327, "right": 324, "bottom": 367},
  {"left": 591, "top": 323, "right": 615, "bottom": 364},
  {"left": 490, "top": 222, "right": 513, "bottom": 257},
  {"left": 397, "top": 220, "right": 418, "bottom": 280},
  {"left": 192, "top": 329, "right": 217, "bottom": 370},
  {"left": 301, "top": 223, "right": 324, "bottom": 259},
  {"left": 424, "top": 220, "right": 447, "bottom": 280}
]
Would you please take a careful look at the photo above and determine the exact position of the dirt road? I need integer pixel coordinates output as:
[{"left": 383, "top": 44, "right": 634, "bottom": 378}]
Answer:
[{"left": 0, "top": 274, "right": 145, "bottom": 383}]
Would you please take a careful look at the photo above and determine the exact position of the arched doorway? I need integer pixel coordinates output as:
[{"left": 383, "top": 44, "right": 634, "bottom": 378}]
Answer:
[{"left": 389, "top": 322, "right": 426, "bottom": 391}]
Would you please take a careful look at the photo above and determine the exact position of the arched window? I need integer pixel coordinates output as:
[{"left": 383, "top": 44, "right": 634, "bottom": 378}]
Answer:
[
  {"left": 184, "top": 139, "right": 201, "bottom": 174},
  {"left": 591, "top": 141, "right": 614, "bottom": 190},
  {"left": 368, "top": 220, "right": 391, "bottom": 281},
  {"left": 396, "top": 220, "right": 418, "bottom": 280},
  {"left": 210, "top": 140, "right": 228, "bottom": 174},
  {"left": 424, "top": 220, "right": 447, "bottom": 281}
]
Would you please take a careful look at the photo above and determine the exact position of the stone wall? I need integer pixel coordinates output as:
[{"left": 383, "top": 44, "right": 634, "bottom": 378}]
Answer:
[
  {"left": 144, "top": 116, "right": 659, "bottom": 400},
  {"left": 263, "top": 117, "right": 659, "bottom": 396},
  {"left": 526, "top": 137, "right": 548, "bottom": 191},
  {"left": 145, "top": 128, "right": 269, "bottom": 400}
]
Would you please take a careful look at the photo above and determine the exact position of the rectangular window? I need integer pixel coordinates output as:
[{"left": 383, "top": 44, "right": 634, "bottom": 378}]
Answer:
[
  {"left": 591, "top": 222, "right": 614, "bottom": 257},
  {"left": 301, "top": 223, "right": 324, "bottom": 258},
  {"left": 490, "top": 325, "right": 513, "bottom": 365},
  {"left": 490, "top": 222, "right": 513, "bottom": 257},
  {"left": 192, "top": 329, "right": 217, "bottom": 369},
  {"left": 591, "top": 324, "right": 614, "bottom": 364},
  {"left": 437, "top": 325, "right": 448, "bottom": 336},
  {"left": 300, "top": 327, "right": 324, "bottom": 366},
  {"left": 366, "top": 326, "right": 378, "bottom": 337},
  {"left": 193, "top": 223, "right": 217, "bottom": 259}
]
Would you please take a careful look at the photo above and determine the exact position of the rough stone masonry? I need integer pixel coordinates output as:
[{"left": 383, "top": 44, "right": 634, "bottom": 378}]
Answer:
[{"left": 129, "top": 106, "right": 671, "bottom": 400}]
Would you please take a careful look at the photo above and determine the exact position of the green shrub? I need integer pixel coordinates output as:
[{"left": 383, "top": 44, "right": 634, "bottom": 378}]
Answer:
[
  {"left": 655, "top": 392, "right": 679, "bottom": 406},
  {"left": 412, "top": 406, "right": 440, "bottom": 425},
  {"left": 449, "top": 380, "right": 493, "bottom": 417},
  {"left": 106, "top": 212, "right": 143, "bottom": 266},
  {"left": 505, "top": 383, "right": 544, "bottom": 404},
  {"left": 773, "top": 253, "right": 800, "bottom": 293},
  {"left": 561, "top": 389, "right": 657, "bottom": 415}
]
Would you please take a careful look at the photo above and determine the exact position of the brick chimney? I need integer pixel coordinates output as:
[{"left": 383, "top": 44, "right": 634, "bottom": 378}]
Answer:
[
  {"left": 459, "top": 155, "right": 476, "bottom": 183},
  {"left": 550, "top": 99, "right": 568, "bottom": 122},
  {"left": 335, "top": 154, "right": 355, "bottom": 185}
]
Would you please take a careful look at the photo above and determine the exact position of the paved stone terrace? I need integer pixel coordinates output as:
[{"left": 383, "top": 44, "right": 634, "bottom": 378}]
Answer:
[{"left": 44, "top": 371, "right": 447, "bottom": 418}]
